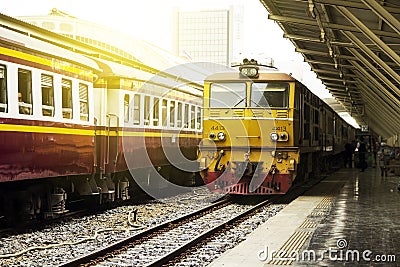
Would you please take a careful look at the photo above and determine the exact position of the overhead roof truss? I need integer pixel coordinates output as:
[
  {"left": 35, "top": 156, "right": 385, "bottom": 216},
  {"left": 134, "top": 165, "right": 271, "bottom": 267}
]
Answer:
[{"left": 260, "top": 0, "right": 400, "bottom": 138}]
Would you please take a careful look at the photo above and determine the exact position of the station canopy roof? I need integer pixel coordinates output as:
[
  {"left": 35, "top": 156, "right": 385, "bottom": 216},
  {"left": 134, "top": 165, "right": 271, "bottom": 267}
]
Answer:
[{"left": 260, "top": 0, "right": 400, "bottom": 138}]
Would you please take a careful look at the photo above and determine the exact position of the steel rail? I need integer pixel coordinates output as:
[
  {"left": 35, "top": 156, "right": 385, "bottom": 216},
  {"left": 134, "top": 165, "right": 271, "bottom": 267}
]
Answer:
[
  {"left": 146, "top": 182, "right": 315, "bottom": 266},
  {"left": 60, "top": 176, "right": 322, "bottom": 267},
  {"left": 59, "top": 197, "right": 231, "bottom": 267}
]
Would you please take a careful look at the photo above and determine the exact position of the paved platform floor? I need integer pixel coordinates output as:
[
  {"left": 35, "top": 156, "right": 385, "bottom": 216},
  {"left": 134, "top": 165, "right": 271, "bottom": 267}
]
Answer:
[
  {"left": 302, "top": 168, "right": 400, "bottom": 267},
  {"left": 208, "top": 167, "right": 400, "bottom": 267}
]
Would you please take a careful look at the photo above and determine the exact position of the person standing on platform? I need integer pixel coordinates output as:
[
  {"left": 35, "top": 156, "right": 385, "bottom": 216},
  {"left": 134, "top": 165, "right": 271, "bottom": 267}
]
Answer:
[
  {"left": 372, "top": 141, "right": 379, "bottom": 167},
  {"left": 344, "top": 142, "right": 354, "bottom": 168},
  {"left": 357, "top": 136, "right": 367, "bottom": 172}
]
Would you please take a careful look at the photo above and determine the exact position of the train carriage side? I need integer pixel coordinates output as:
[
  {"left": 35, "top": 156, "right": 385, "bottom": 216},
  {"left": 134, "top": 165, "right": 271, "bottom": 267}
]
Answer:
[
  {"left": 0, "top": 26, "right": 101, "bottom": 221},
  {"left": 90, "top": 58, "right": 203, "bottom": 201},
  {"left": 0, "top": 24, "right": 204, "bottom": 224},
  {"left": 294, "top": 81, "right": 355, "bottom": 176},
  {"left": 294, "top": 83, "right": 324, "bottom": 177}
]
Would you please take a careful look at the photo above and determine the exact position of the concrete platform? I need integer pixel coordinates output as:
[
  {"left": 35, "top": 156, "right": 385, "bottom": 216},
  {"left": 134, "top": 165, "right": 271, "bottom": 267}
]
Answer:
[{"left": 208, "top": 167, "right": 400, "bottom": 267}]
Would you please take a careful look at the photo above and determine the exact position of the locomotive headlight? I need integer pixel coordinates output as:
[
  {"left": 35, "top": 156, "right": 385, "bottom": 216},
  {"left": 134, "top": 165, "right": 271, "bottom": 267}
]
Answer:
[
  {"left": 240, "top": 67, "right": 259, "bottom": 78},
  {"left": 249, "top": 68, "right": 258, "bottom": 76},
  {"left": 217, "top": 132, "right": 226, "bottom": 141},
  {"left": 240, "top": 68, "right": 249, "bottom": 76},
  {"left": 209, "top": 132, "right": 216, "bottom": 139},
  {"left": 270, "top": 132, "right": 279, "bottom": 141}
]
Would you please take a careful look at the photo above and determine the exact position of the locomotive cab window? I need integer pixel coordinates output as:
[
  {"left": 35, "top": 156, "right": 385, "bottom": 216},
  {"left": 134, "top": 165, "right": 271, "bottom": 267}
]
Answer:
[
  {"left": 18, "top": 69, "right": 33, "bottom": 115},
  {"left": 210, "top": 82, "right": 246, "bottom": 108},
  {"left": 0, "top": 65, "right": 7, "bottom": 113},
  {"left": 251, "top": 83, "right": 289, "bottom": 108}
]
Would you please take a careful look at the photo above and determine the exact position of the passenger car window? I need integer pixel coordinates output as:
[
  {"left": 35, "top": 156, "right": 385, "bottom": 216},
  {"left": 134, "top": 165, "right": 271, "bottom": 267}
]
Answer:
[
  {"left": 144, "top": 95, "right": 150, "bottom": 125},
  {"left": 162, "top": 99, "right": 168, "bottom": 126},
  {"left": 177, "top": 102, "right": 182, "bottom": 128},
  {"left": 41, "top": 74, "right": 54, "bottom": 117},
  {"left": 133, "top": 94, "right": 141, "bottom": 125},
  {"left": 196, "top": 106, "right": 202, "bottom": 130},
  {"left": 62, "top": 79, "right": 73, "bottom": 119},
  {"left": 124, "top": 94, "right": 130, "bottom": 123},
  {"left": 18, "top": 69, "right": 33, "bottom": 115},
  {"left": 153, "top": 97, "right": 159, "bottom": 126},
  {"left": 79, "top": 83, "right": 89, "bottom": 121},
  {"left": 169, "top": 101, "right": 175, "bottom": 127},
  {"left": 190, "top": 105, "right": 195, "bottom": 129},
  {"left": 0, "top": 65, "right": 7, "bottom": 113},
  {"left": 184, "top": 104, "right": 189, "bottom": 128}
]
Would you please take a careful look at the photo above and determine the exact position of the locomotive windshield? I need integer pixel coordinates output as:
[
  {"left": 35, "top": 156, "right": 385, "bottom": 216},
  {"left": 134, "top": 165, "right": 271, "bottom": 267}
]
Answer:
[
  {"left": 251, "top": 82, "right": 289, "bottom": 108},
  {"left": 210, "top": 82, "right": 246, "bottom": 108}
]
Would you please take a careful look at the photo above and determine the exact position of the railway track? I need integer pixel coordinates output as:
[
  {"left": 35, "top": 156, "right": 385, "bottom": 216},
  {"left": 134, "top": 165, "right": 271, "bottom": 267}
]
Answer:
[
  {"left": 154, "top": 183, "right": 310, "bottom": 267},
  {"left": 60, "top": 180, "right": 314, "bottom": 267},
  {"left": 59, "top": 197, "right": 232, "bottom": 266},
  {"left": 146, "top": 198, "right": 274, "bottom": 267}
]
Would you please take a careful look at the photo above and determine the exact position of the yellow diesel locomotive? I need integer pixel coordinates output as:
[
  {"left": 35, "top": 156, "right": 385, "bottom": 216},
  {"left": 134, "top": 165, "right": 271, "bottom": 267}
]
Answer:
[{"left": 198, "top": 59, "right": 355, "bottom": 195}]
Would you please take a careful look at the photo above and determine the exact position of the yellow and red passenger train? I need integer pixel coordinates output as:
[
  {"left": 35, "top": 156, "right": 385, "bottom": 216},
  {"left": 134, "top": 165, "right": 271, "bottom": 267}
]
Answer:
[
  {"left": 0, "top": 19, "right": 356, "bottom": 222},
  {"left": 0, "top": 24, "right": 202, "bottom": 223},
  {"left": 198, "top": 59, "right": 355, "bottom": 195}
]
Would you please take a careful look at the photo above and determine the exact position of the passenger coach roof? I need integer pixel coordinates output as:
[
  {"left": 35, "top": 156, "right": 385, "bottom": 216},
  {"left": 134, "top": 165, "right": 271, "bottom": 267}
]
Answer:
[
  {"left": 0, "top": 26, "right": 100, "bottom": 72},
  {"left": 92, "top": 57, "right": 202, "bottom": 97},
  {"left": 91, "top": 57, "right": 153, "bottom": 80},
  {"left": 260, "top": 0, "right": 400, "bottom": 138}
]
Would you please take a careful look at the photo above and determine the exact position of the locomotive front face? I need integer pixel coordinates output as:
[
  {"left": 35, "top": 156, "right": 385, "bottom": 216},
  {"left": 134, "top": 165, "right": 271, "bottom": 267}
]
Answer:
[{"left": 198, "top": 70, "right": 300, "bottom": 195}]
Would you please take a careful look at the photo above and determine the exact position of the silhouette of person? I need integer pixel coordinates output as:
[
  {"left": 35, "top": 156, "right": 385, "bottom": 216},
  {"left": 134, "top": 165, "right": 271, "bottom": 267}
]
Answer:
[
  {"left": 18, "top": 92, "right": 30, "bottom": 114},
  {"left": 358, "top": 137, "right": 367, "bottom": 172},
  {"left": 344, "top": 142, "right": 354, "bottom": 168}
]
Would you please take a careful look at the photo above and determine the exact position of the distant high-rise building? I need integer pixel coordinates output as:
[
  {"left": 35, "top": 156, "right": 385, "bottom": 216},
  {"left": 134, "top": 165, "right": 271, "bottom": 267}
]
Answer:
[{"left": 173, "top": 6, "right": 244, "bottom": 66}]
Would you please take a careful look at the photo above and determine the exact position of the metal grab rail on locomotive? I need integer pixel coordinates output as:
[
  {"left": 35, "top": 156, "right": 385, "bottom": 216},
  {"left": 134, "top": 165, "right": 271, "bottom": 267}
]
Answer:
[{"left": 198, "top": 58, "right": 355, "bottom": 195}]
